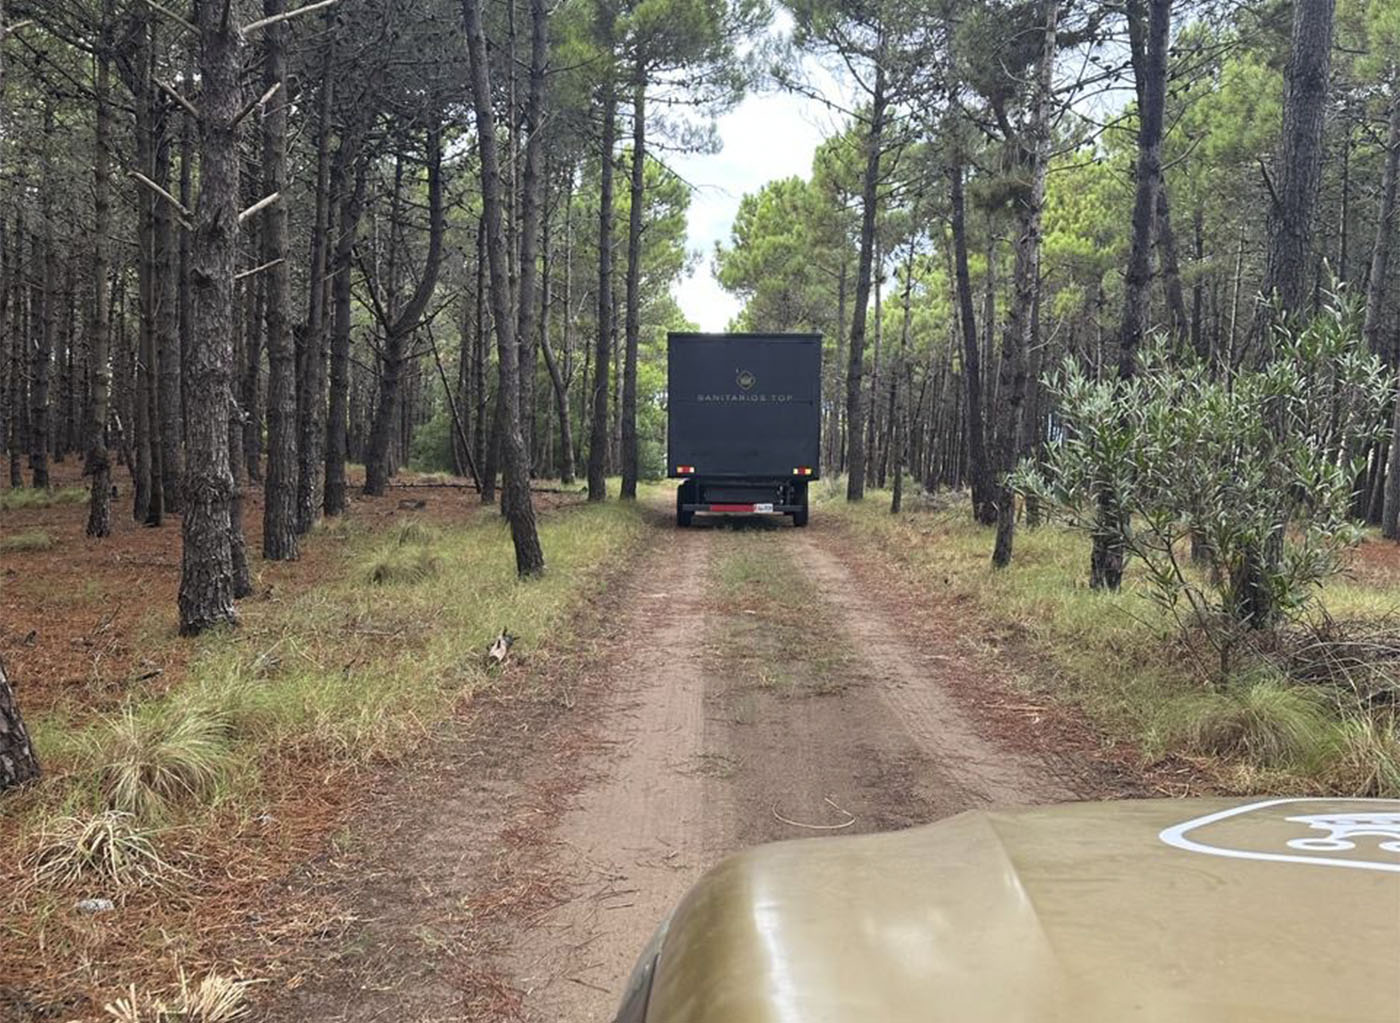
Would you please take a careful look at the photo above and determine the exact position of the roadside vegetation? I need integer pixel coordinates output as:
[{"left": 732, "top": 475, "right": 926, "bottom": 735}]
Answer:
[
  {"left": 818, "top": 482, "right": 1400, "bottom": 797},
  {"left": 1, "top": 488, "right": 652, "bottom": 1014}
]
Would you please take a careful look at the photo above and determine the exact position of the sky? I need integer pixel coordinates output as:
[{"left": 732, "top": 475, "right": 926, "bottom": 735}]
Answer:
[{"left": 668, "top": 55, "right": 847, "bottom": 331}]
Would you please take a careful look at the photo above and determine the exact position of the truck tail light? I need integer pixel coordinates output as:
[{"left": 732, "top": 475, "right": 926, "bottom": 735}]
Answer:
[
  {"left": 676, "top": 465, "right": 695, "bottom": 475},
  {"left": 793, "top": 467, "right": 813, "bottom": 476}
]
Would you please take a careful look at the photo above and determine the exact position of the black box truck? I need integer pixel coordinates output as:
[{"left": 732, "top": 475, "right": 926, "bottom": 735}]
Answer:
[{"left": 667, "top": 332, "right": 821, "bottom": 527}]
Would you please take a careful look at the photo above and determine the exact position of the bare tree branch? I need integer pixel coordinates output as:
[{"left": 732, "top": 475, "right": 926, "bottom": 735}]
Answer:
[
  {"left": 238, "top": 192, "right": 281, "bottom": 223},
  {"left": 234, "top": 81, "right": 281, "bottom": 126},
  {"left": 241, "top": 0, "right": 339, "bottom": 36},
  {"left": 137, "top": 0, "right": 196, "bottom": 34}
]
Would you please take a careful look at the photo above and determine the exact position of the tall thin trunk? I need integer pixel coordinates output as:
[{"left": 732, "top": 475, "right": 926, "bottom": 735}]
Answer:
[
  {"left": 540, "top": 201, "right": 575, "bottom": 484},
  {"left": 261, "top": 0, "right": 298, "bottom": 559},
  {"left": 1260, "top": 0, "right": 1336, "bottom": 323},
  {"left": 300, "top": 28, "right": 335, "bottom": 531},
  {"left": 620, "top": 63, "right": 645, "bottom": 499},
  {"left": 156, "top": 128, "right": 183, "bottom": 511},
  {"left": 30, "top": 102, "right": 54, "bottom": 489},
  {"left": 1370, "top": 89, "right": 1400, "bottom": 538},
  {"left": 588, "top": 18, "right": 617, "bottom": 503},
  {"left": 845, "top": 56, "right": 886, "bottom": 502},
  {"left": 991, "top": 0, "right": 1058, "bottom": 569},
  {"left": 178, "top": 0, "right": 242, "bottom": 636},
  {"left": 86, "top": 3, "right": 115, "bottom": 538},
  {"left": 949, "top": 145, "right": 994, "bottom": 524},
  {"left": 324, "top": 142, "right": 365, "bottom": 517},
  {"left": 514, "top": 0, "right": 548, "bottom": 495},
  {"left": 363, "top": 129, "right": 446, "bottom": 497},
  {"left": 1090, "top": 0, "right": 1168, "bottom": 591},
  {"left": 463, "top": 0, "right": 545, "bottom": 575},
  {"left": 7, "top": 214, "right": 23, "bottom": 489}
]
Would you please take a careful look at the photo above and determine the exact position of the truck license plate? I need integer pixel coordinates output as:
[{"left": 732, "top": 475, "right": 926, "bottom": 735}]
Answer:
[{"left": 755, "top": 503, "right": 774, "bottom": 513}]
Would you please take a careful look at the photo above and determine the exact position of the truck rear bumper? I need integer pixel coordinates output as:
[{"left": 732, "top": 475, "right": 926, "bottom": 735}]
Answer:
[{"left": 681, "top": 503, "right": 803, "bottom": 515}]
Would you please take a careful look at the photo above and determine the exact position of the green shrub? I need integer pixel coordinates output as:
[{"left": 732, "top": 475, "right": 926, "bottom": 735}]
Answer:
[
  {"left": 409, "top": 408, "right": 456, "bottom": 474},
  {"left": 1019, "top": 296, "right": 1392, "bottom": 670}
]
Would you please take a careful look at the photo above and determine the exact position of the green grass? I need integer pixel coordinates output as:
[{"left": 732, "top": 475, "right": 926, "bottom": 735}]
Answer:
[
  {"left": 817, "top": 483, "right": 1400, "bottom": 792},
  {"left": 17, "top": 489, "right": 655, "bottom": 866},
  {"left": 0, "top": 528, "right": 56, "bottom": 552},
  {"left": 0, "top": 485, "right": 87, "bottom": 511}
]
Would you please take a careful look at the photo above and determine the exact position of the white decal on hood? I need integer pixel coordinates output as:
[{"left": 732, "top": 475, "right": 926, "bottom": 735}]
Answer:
[{"left": 1160, "top": 798, "right": 1400, "bottom": 873}]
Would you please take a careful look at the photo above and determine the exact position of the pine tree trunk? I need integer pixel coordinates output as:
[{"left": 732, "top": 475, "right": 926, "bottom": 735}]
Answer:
[
  {"left": 261, "top": 0, "right": 298, "bottom": 559},
  {"left": 1090, "top": 0, "right": 1167, "bottom": 590},
  {"left": 86, "top": 6, "right": 115, "bottom": 538},
  {"left": 514, "top": 0, "right": 548, "bottom": 490},
  {"left": 845, "top": 57, "right": 886, "bottom": 503},
  {"left": 1367, "top": 92, "right": 1400, "bottom": 539},
  {"left": 463, "top": 0, "right": 545, "bottom": 575},
  {"left": 363, "top": 131, "right": 445, "bottom": 497},
  {"left": 991, "top": 0, "right": 1058, "bottom": 569},
  {"left": 30, "top": 107, "right": 54, "bottom": 490},
  {"left": 0, "top": 658, "right": 39, "bottom": 793},
  {"left": 300, "top": 29, "right": 336, "bottom": 531},
  {"left": 178, "top": 1, "right": 241, "bottom": 636},
  {"left": 949, "top": 146, "right": 994, "bottom": 524},
  {"left": 539, "top": 186, "right": 575, "bottom": 484},
  {"left": 588, "top": 25, "right": 617, "bottom": 503},
  {"left": 156, "top": 136, "right": 183, "bottom": 511},
  {"left": 1261, "top": 0, "right": 1336, "bottom": 321},
  {"left": 324, "top": 139, "right": 364, "bottom": 518},
  {"left": 620, "top": 67, "right": 645, "bottom": 499}
]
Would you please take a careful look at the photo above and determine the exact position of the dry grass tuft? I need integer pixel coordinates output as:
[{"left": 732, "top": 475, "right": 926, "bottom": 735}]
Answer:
[
  {"left": 94, "top": 704, "right": 232, "bottom": 818},
  {"left": 365, "top": 548, "right": 443, "bottom": 585},
  {"left": 1164, "top": 677, "right": 1335, "bottom": 768},
  {"left": 104, "top": 969, "right": 255, "bottom": 1023},
  {"left": 28, "top": 811, "right": 175, "bottom": 889},
  {"left": 1324, "top": 716, "right": 1400, "bottom": 797}
]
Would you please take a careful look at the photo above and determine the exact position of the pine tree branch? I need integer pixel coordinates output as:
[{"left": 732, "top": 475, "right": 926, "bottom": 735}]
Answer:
[
  {"left": 238, "top": 192, "right": 281, "bottom": 223},
  {"left": 128, "top": 171, "right": 194, "bottom": 228},
  {"left": 233, "top": 81, "right": 281, "bottom": 127},
  {"left": 241, "top": 0, "right": 339, "bottom": 36},
  {"left": 136, "top": 0, "right": 196, "bottom": 34},
  {"left": 155, "top": 78, "right": 200, "bottom": 120}
]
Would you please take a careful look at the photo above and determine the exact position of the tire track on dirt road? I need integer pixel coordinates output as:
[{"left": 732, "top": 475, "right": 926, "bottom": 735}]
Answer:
[{"left": 508, "top": 514, "right": 1078, "bottom": 1022}]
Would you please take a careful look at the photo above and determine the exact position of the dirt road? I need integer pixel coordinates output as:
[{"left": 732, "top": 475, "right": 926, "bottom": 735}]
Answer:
[{"left": 265, "top": 507, "right": 1081, "bottom": 1023}]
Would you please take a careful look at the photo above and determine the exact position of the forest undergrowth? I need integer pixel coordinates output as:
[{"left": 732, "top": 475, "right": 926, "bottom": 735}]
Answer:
[
  {"left": 819, "top": 481, "right": 1400, "bottom": 798},
  {"left": 0, "top": 481, "right": 651, "bottom": 1019}
]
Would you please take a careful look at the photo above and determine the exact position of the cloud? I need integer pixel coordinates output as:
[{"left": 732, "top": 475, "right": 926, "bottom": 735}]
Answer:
[{"left": 670, "top": 71, "right": 843, "bottom": 331}]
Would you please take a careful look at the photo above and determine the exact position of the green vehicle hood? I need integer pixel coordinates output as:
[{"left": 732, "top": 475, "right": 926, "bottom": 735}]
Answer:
[{"left": 644, "top": 798, "right": 1400, "bottom": 1022}]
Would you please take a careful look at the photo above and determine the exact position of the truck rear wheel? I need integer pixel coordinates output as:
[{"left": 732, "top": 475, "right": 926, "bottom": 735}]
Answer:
[
  {"left": 792, "top": 484, "right": 809, "bottom": 527},
  {"left": 677, "top": 485, "right": 694, "bottom": 528}
]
